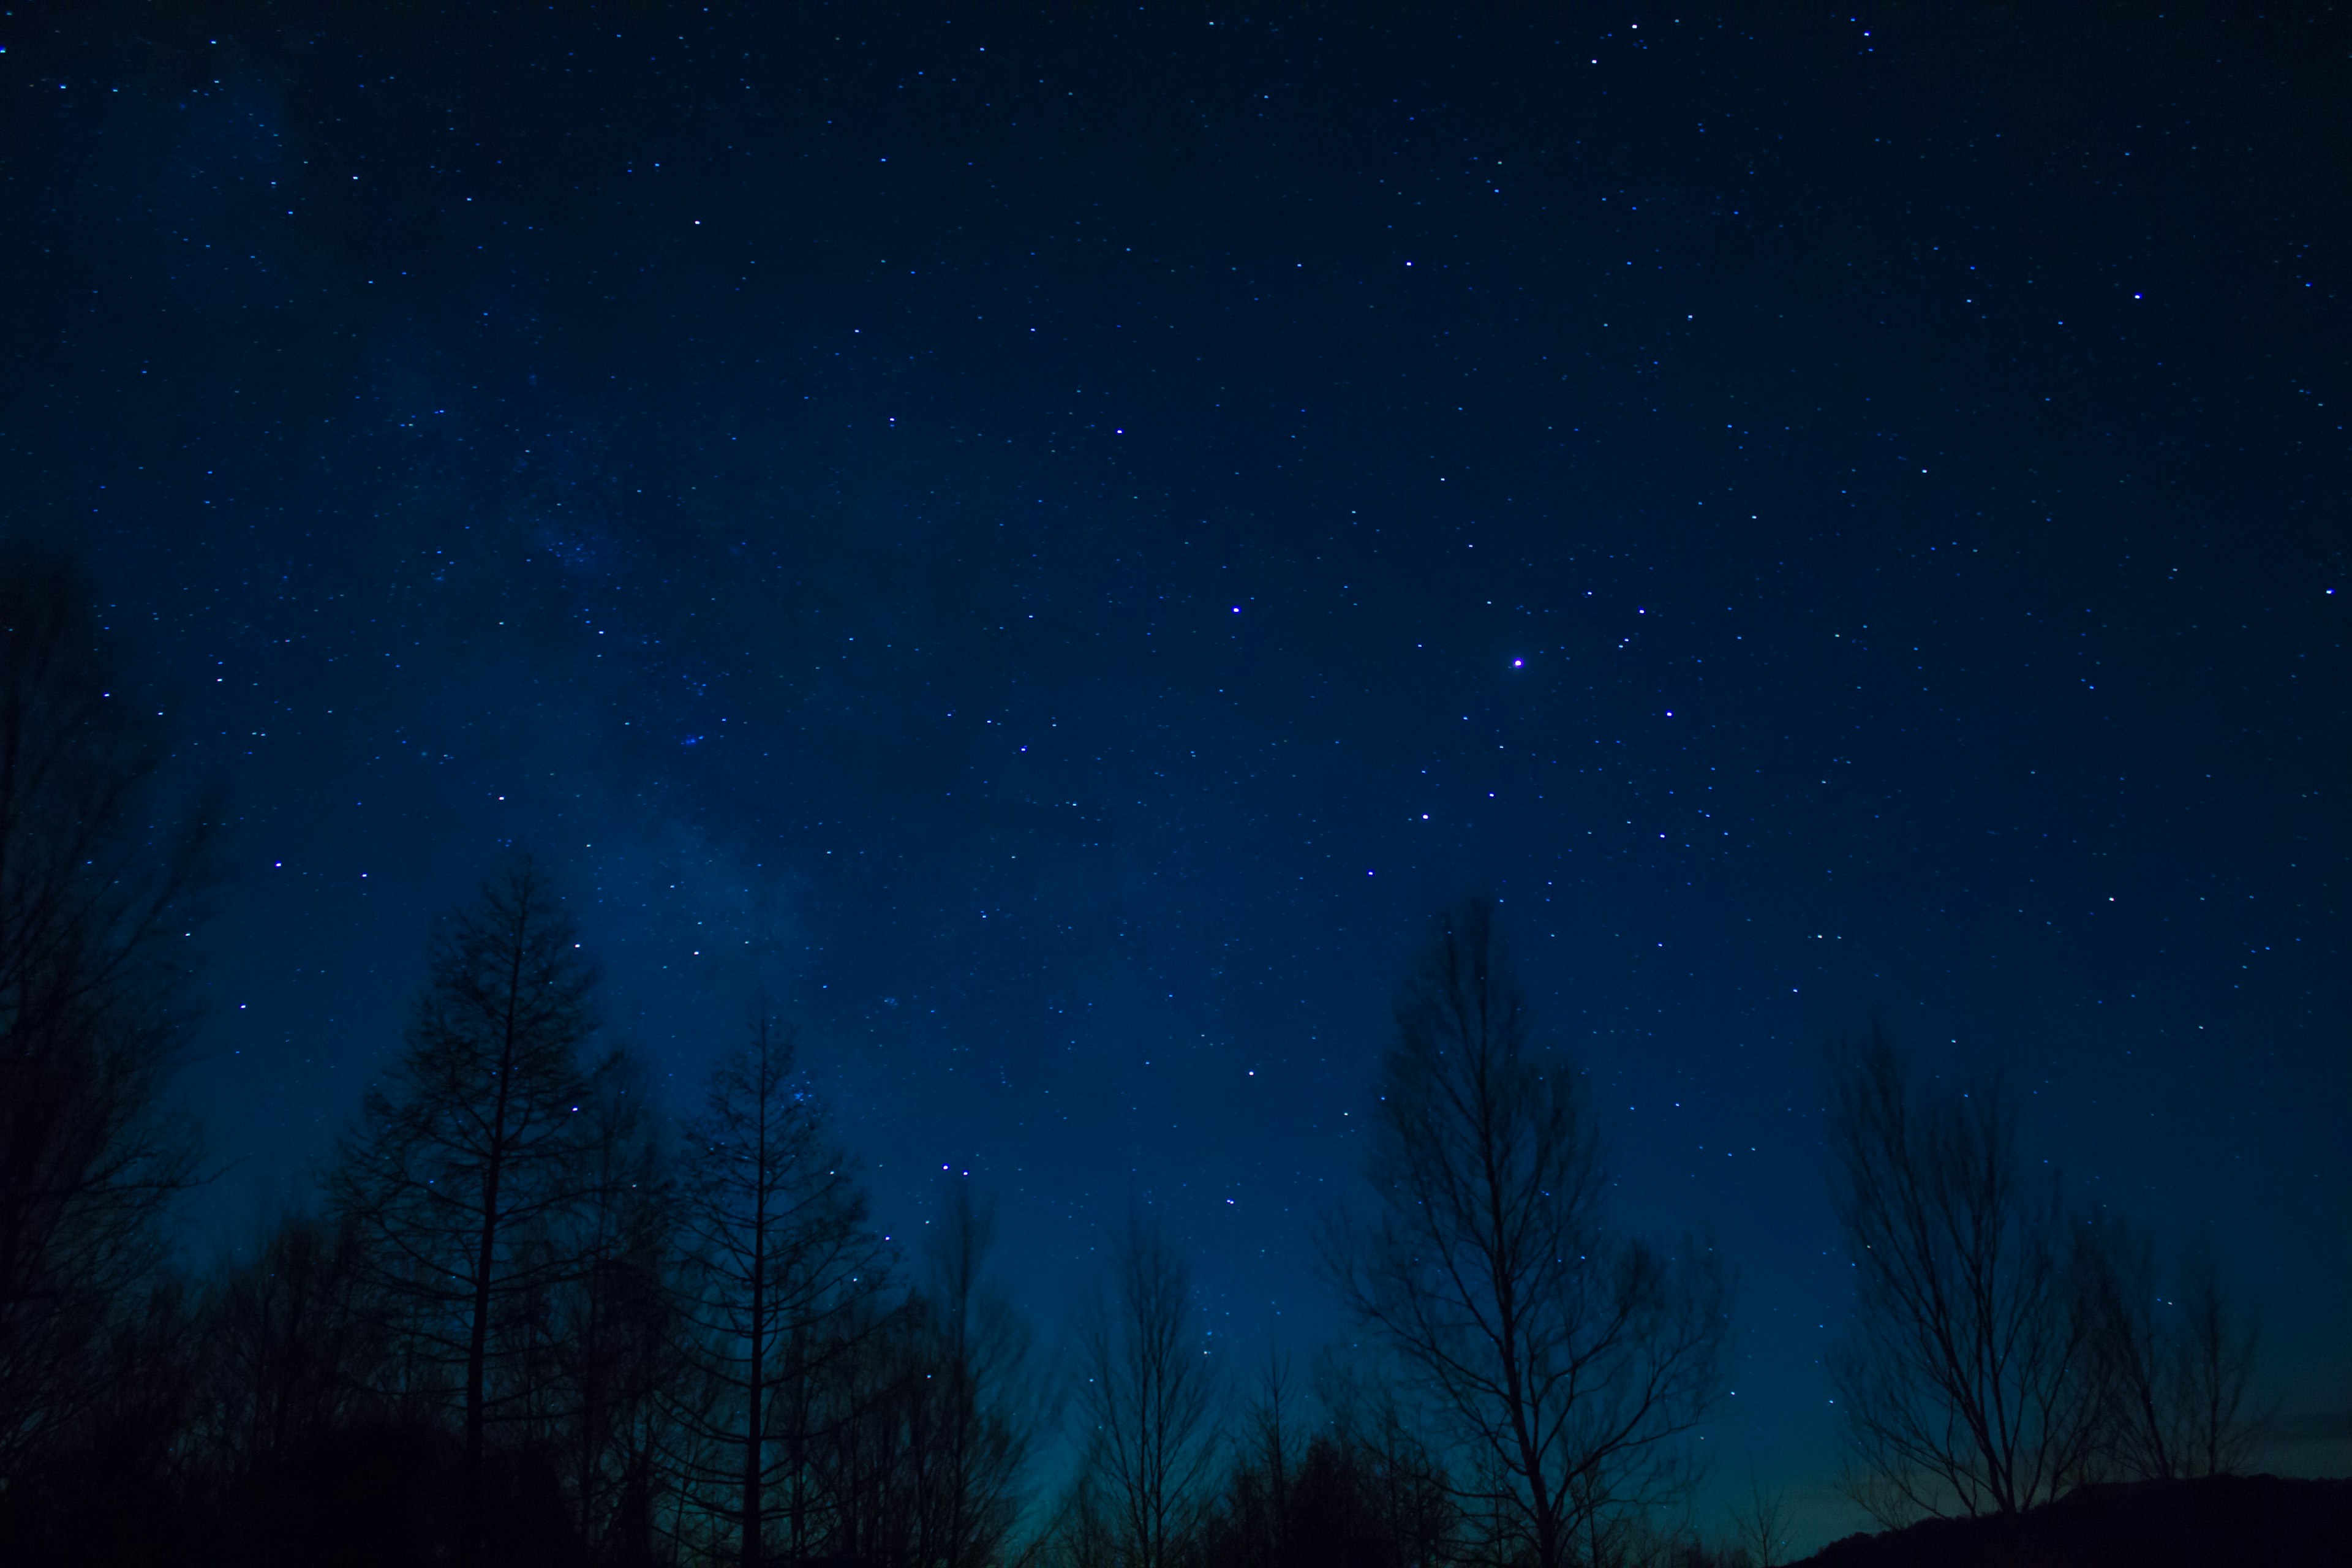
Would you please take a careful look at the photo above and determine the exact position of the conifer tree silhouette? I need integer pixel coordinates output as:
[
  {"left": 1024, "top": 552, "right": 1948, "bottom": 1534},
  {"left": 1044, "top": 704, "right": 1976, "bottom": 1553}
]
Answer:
[
  {"left": 331, "top": 855, "right": 600, "bottom": 1556},
  {"left": 0, "top": 546, "right": 212, "bottom": 1484},
  {"left": 669, "top": 1009, "right": 884, "bottom": 1567}
]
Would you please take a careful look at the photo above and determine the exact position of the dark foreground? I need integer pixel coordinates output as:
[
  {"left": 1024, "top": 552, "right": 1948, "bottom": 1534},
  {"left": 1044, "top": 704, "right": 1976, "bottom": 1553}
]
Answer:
[{"left": 1795, "top": 1474, "right": 2352, "bottom": 1568}]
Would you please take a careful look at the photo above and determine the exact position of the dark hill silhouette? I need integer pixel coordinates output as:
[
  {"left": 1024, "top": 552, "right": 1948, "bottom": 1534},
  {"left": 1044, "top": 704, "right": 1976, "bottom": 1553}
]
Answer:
[{"left": 1793, "top": 1474, "right": 2352, "bottom": 1568}]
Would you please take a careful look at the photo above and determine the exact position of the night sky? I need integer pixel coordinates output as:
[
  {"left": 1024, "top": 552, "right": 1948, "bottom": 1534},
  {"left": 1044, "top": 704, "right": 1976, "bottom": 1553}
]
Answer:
[{"left": 8, "top": 4, "right": 2346, "bottom": 1546}]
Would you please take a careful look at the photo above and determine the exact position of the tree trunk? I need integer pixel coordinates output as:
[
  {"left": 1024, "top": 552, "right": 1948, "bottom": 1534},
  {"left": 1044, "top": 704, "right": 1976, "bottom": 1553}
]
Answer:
[
  {"left": 465, "top": 943, "right": 525, "bottom": 1551},
  {"left": 744, "top": 1090, "right": 768, "bottom": 1568}
]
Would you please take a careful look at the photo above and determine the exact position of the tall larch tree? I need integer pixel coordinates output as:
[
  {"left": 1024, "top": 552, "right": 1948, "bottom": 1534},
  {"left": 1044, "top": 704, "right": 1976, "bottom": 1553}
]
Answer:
[
  {"left": 670, "top": 1009, "right": 884, "bottom": 1567},
  {"left": 330, "top": 854, "right": 600, "bottom": 1545}
]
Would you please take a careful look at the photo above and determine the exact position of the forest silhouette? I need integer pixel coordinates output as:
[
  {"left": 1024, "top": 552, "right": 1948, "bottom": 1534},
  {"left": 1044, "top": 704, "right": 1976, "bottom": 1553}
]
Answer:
[{"left": 1, "top": 548, "right": 2332, "bottom": 1566}]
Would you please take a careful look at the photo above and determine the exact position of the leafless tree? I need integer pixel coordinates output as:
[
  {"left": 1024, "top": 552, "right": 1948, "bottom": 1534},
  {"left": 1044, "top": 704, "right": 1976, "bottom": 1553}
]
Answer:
[
  {"left": 2076, "top": 1218, "right": 2263, "bottom": 1481},
  {"left": 551, "top": 1048, "right": 677, "bottom": 1563},
  {"left": 1076, "top": 1219, "right": 1221, "bottom": 1568},
  {"left": 197, "top": 1197, "right": 394, "bottom": 1474},
  {"left": 6, "top": 1273, "right": 206, "bottom": 1562},
  {"left": 328, "top": 854, "right": 602, "bottom": 1540},
  {"left": 1825, "top": 1030, "right": 2101, "bottom": 1521},
  {"left": 667, "top": 1009, "right": 885, "bottom": 1567},
  {"left": 1247, "top": 1346, "right": 1300, "bottom": 1562},
  {"left": 1042, "top": 1465, "right": 1122, "bottom": 1568},
  {"left": 918, "top": 1177, "right": 1042, "bottom": 1568},
  {"left": 1327, "top": 901, "right": 1728, "bottom": 1568},
  {"left": 2165, "top": 1255, "right": 2264, "bottom": 1477},
  {"left": 1724, "top": 1471, "right": 1793, "bottom": 1568},
  {"left": 1200, "top": 1345, "right": 1303, "bottom": 1568},
  {"left": 1313, "top": 1351, "right": 1460, "bottom": 1568},
  {"left": 0, "top": 547, "right": 213, "bottom": 1480},
  {"left": 799, "top": 1286, "right": 917, "bottom": 1564}
]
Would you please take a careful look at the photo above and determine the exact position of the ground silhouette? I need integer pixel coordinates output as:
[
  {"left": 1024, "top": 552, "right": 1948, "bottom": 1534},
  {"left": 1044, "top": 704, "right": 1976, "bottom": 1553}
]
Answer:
[{"left": 1792, "top": 1474, "right": 2352, "bottom": 1568}]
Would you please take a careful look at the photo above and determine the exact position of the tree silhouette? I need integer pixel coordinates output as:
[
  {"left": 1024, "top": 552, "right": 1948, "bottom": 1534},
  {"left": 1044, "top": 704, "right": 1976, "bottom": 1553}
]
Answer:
[
  {"left": 1825, "top": 1029, "right": 2102, "bottom": 1521},
  {"left": 1075, "top": 1218, "right": 1221, "bottom": 1568},
  {"left": 1197, "top": 1353, "right": 1460, "bottom": 1568},
  {"left": 199, "top": 1198, "right": 392, "bottom": 1476},
  {"left": 1242, "top": 1348, "right": 1304, "bottom": 1566},
  {"left": 549, "top": 1048, "right": 676, "bottom": 1564},
  {"left": 0, "top": 546, "right": 213, "bottom": 1483},
  {"left": 329, "top": 854, "right": 602, "bottom": 1552},
  {"left": 1316, "top": 1356, "right": 1459, "bottom": 1568},
  {"left": 915, "top": 1177, "right": 1041, "bottom": 1568},
  {"left": 1327, "top": 900, "right": 1727, "bottom": 1568},
  {"left": 668, "top": 1009, "right": 884, "bottom": 1567},
  {"left": 2077, "top": 1217, "right": 2264, "bottom": 1482},
  {"left": 2165, "top": 1254, "right": 2265, "bottom": 1477},
  {"left": 1725, "top": 1470, "right": 1794, "bottom": 1568},
  {"left": 1197, "top": 1347, "right": 1311, "bottom": 1568},
  {"left": 0, "top": 1275, "right": 206, "bottom": 1567}
]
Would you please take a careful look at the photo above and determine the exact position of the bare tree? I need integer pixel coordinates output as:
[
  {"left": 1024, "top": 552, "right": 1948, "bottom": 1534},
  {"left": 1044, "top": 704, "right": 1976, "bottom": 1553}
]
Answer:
[
  {"left": 328, "top": 854, "right": 601, "bottom": 1543},
  {"left": 2166, "top": 1254, "right": 2264, "bottom": 1477},
  {"left": 0, "top": 547, "right": 213, "bottom": 1480},
  {"left": 668, "top": 1009, "right": 885, "bottom": 1567},
  {"left": 1724, "top": 1471, "right": 1793, "bottom": 1568},
  {"left": 1077, "top": 1219, "right": 1221, "bottom": 1568},
  {"left": 1, "top": 1272, "right": 206, "bottom": 1564},
  {"left": 1042, "top": 1465, "right": 1122, "bottom": 1568},
  {"left": 1200, "top": 1345, "right": 1303, "bottom": 1568},
  {"left": 1327, "top": 901, "right": 1727, "bottom": 1568},
  {"left": 1825, "top": 1030, "right": 2101, "bottom": 1521},
  {"left": 2076, "top": 1218, "right": 2263, "bottom": 1481},
  {"left": 197, "top": 1197, "right": 393, "bottom": 1474},
  {"left": 1313, "top": 1352, "right": 1460, "bottom": 1568},
  {"left": 799, "top": 1286, "right": 917, "bottom": 1564},
  {"left": 553, "top": 1048, "right": 677, "bottom": 1563},
  {"left": 918, "top": 1177, "right": 1042, "bottom": 1568},
  {"left": 1246, "top": 1345, "right": 1299, "bottom": 1564}
]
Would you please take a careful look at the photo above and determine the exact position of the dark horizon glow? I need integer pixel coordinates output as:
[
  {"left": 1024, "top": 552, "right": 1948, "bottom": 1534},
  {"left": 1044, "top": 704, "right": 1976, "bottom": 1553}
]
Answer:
[{"left": 8, "top": 6, "right": 2346, "bottom": 1550}]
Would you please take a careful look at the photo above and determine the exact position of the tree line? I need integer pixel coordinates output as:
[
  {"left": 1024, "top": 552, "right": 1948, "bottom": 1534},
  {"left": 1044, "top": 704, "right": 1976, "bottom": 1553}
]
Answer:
[{"left": 0, "top": 550, "right": 2269, "bottom": 1567}]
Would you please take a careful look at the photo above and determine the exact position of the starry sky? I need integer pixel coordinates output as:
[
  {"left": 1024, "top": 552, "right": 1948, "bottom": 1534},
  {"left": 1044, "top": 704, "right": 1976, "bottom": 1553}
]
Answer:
[{"left": 7, "top": 3, "right": 2346, "bottom": 1545}]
